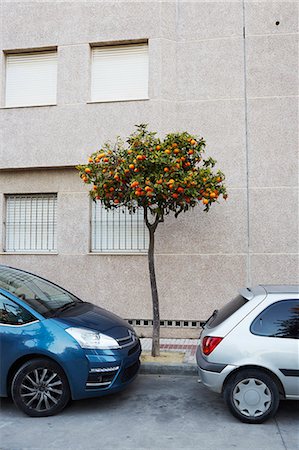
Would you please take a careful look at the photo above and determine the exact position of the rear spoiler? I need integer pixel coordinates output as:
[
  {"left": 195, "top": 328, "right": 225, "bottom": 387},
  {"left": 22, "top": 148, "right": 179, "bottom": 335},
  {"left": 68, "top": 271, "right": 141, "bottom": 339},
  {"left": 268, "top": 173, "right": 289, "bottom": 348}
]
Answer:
[
  {"left": 239, "top": 287, "right": 254, "bottom": 300},
  {"left": 239, "top": 285, "right": 266, "bottom": 300}
]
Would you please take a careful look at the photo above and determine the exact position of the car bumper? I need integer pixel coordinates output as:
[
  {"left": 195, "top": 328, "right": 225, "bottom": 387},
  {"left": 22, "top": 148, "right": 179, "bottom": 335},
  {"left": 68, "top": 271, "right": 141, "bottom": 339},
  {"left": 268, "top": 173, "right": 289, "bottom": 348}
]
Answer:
[
  {"left": 196, "top": 348, "right": 236, "bottom": 393},
  {"left": 69, "top": 340, "right": 142, "bottom": 400}
]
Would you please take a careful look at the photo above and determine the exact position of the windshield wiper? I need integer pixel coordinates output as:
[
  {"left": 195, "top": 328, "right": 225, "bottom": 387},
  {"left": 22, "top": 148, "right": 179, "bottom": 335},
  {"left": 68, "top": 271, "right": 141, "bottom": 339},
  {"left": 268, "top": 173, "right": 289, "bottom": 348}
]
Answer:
[
  {"left": 51, "top": 301, "right": 78, "bottom": 317},
  {"left": 200, "top": 309, "right": 218, "bottom": 328}
]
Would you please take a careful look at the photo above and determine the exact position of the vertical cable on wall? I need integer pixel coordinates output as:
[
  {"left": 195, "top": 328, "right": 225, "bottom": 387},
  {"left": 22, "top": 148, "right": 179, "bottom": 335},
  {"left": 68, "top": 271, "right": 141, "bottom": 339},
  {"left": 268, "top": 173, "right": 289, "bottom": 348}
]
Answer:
[{"left": 242, "top": 1, "right": 252, "bottom": 286}]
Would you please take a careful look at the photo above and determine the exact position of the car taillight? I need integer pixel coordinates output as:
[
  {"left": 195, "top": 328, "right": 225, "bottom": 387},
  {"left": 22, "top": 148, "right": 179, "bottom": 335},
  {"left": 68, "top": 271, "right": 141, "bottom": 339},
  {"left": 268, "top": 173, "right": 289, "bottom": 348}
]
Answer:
[{"left": 202, "top": 336, "right": 223, "bottom": 355}]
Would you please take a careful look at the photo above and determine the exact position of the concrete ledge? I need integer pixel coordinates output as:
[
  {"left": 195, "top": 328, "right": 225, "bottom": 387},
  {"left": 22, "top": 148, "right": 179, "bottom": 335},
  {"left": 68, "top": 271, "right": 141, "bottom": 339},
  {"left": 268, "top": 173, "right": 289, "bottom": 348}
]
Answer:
[{"left": 140, "top": 362, "right": 198, "bottom": 376}]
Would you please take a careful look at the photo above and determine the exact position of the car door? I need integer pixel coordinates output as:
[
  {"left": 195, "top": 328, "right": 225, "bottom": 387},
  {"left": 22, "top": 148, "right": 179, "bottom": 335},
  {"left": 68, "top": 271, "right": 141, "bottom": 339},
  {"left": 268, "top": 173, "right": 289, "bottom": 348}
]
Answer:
[
  {"left": 250, "top": 299, "right": 299, "bottom": 398},
  {"left": 0, "top": 293, "right": 41, "bottom": 396}
]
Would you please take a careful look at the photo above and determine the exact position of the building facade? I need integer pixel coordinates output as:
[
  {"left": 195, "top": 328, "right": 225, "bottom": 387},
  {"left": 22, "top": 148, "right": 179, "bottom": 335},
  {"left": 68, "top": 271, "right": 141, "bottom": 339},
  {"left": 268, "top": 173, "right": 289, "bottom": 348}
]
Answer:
[{"left": 0, "top": 1, "right": 298, "bottom": 338}]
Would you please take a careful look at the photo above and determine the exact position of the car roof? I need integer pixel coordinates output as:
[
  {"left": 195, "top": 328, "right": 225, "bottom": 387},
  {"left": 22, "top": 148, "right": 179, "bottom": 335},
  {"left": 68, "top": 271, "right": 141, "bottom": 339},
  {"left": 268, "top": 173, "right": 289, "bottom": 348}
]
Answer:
[
  {"left": 239, "top": 285, "right": 299, "bottom": 300},
  {"left": 261, "top": 285, "right": 299, "bottom": 294}
]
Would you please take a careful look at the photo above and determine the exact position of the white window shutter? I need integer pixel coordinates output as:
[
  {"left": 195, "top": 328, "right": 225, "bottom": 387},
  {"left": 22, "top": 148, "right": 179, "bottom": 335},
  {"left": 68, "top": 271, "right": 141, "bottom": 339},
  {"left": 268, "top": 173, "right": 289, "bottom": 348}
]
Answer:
[
  {"left": 5, "top": 51, "right": 57, "bottom": 107},
  {"left": 91, "top": 44, "right": 148, "bottom": 102}
]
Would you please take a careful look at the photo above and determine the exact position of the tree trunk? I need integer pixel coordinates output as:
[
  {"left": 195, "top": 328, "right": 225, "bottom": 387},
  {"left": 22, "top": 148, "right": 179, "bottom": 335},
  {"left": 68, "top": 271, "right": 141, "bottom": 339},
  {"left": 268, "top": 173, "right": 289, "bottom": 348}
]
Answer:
[{"left": 144, "top": 207, "right": 160, "bottom": 357}]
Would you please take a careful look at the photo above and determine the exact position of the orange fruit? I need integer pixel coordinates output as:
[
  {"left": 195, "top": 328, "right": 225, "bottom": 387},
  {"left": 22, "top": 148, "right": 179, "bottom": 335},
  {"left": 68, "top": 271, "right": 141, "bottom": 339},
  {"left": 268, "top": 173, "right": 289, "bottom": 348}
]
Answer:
[
  {"left": 191, "top": 139, "right": 196, "bottom": 145},
  {"left": 203, "top": 198, "right": 209, "bottom": 204},
  {"left": 172, "top": 193, "right": 178, "bottom": 199},
  {"left": 164, "top": 167, "right": 169, "bottom": 172},
  {"left": 172, "top": 143, "right": 178, "bottom": 148},
  {"left": 129, "top": 164, "right": 135, "bottom": 170},
  {"left": 85, "top": 168, "right": 91, "bottom": 173},
  {"left": 156, "top": 145, "right": 161, "bottom": 151}
]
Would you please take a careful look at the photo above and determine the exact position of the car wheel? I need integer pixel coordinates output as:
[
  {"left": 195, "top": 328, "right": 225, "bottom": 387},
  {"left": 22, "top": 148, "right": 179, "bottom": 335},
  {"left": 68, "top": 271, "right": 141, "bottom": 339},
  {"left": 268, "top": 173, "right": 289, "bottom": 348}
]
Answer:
[
  {"left": 11, "top": 358, "right": 70, "bottom": 417},
  {"left": 223, "top": 369, "right": 280, "bottom": 424}
]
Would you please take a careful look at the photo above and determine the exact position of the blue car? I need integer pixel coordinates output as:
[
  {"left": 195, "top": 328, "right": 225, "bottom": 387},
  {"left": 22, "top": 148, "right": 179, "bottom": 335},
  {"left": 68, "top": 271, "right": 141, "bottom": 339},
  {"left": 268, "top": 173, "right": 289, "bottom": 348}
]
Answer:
[{"left": 0, "top": 265, "right": 141, "bottom": 417}]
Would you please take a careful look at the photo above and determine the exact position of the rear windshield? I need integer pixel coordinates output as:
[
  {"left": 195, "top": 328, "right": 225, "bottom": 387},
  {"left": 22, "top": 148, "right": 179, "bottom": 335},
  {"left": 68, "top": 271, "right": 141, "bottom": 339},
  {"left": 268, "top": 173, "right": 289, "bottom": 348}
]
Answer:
[{"left": 207, "top": 295, "right": 248, "bottom": 328}]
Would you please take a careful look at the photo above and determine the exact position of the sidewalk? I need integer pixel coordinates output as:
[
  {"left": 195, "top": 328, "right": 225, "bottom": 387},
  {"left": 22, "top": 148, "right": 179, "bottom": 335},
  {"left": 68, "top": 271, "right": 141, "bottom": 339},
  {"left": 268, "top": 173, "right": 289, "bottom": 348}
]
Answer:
[{"left": 140, "top": 338, "right": 199, "bottom": 375}]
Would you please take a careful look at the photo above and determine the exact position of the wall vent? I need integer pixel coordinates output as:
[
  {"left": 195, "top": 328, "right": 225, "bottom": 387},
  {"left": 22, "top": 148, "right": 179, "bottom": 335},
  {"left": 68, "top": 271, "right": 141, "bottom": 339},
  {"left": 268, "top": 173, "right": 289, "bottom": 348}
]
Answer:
[{"left": 126, "top": 319, "right": 200, "bottom": 328}]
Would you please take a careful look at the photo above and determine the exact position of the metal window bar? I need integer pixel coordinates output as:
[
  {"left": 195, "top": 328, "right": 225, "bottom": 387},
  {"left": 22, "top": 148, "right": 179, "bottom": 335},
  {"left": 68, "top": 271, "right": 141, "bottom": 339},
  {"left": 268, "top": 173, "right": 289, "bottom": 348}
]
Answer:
[
  {"left": 91, "top": 201, "right": 148, "bottom": 253},
  {"left": 5, "top": 194, "right": 57, "bottom": 252}
]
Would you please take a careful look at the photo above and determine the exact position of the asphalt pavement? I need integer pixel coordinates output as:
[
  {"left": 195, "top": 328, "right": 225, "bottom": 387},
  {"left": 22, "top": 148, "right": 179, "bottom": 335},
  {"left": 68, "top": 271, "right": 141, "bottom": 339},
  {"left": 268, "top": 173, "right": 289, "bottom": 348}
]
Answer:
[{"left": 0, "top": 374, "right": 298, "bottom": 450}]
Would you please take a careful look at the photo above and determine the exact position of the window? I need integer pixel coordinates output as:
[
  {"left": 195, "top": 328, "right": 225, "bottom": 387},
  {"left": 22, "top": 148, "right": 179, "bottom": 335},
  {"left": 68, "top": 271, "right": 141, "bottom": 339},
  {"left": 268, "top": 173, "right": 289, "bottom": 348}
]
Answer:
[
  {"left": 5, "top": 194, "right": 57, "bottom": 252},
  {"left": 206, "top": 295, "right": 248, "bottom": 328},
  {"left": 251, "top": 300, "right": 299, "bottom": 339},
  {"left": 5, "top": 50, "right": 57, "bottom": 107},
  {"left": 91, "top": 43, "right": 148, "bottom": 102},
  {"left": 0, "top": 266, "right": 81, "bottom": 317},
  {"left": 0, "top": 295, "right": 36, "bottom": 326},
  {"left": 91, "top": 201, "right": 148, "bottom": 253}
]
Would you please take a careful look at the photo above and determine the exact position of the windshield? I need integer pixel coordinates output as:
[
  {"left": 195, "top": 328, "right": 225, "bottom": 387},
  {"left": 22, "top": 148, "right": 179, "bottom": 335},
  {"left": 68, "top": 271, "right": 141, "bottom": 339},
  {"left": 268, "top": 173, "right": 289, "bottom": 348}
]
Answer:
[{"left": 0, "top": 266, "right": 82, "bottom": 317}]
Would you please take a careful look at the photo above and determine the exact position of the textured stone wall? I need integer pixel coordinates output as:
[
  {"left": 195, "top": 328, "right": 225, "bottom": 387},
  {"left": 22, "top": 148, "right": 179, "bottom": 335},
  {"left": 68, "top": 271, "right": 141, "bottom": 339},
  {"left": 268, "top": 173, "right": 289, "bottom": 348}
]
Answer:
[{"left": 0, "top": 1, "right": 298, "bottom": 337}]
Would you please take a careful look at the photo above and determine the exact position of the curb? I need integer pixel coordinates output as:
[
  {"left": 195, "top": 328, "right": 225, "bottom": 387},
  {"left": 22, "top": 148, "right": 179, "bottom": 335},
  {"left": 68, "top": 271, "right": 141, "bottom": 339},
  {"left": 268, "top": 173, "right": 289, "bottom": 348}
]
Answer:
[{"left": 140, "top": 362, "right": 198, "bottom": 376}]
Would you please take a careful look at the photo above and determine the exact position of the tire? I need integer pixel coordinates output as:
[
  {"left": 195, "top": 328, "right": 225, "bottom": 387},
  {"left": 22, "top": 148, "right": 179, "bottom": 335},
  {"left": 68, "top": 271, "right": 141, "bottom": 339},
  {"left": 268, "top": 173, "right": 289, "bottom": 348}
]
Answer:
[
  {"left": 223, "top": 369, "right": 280, "bottom": 424},
  {"left": 11, "top": 358, "right": 70, "bottom": 417}
]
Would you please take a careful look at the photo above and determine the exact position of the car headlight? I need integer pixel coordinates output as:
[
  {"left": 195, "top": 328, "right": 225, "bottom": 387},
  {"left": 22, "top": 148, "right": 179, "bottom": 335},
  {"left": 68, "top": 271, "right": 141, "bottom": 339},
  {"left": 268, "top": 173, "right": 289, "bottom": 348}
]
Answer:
[{"left": 65, "top": 327, "right": 120, "bottom": 350}]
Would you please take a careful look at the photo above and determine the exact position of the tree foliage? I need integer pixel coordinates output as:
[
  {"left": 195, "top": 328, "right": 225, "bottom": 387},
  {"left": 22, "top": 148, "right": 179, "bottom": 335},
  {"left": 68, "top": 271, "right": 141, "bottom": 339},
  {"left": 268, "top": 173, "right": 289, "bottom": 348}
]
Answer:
[{"left": 78, "top": 124, "right": 227, "bottom": 216}]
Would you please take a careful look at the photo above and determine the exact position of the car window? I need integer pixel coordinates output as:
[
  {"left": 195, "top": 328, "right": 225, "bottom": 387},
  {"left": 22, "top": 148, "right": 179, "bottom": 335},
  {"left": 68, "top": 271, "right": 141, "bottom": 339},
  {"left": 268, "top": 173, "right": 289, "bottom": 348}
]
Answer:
[
  {"left": 0, "top": 266, "right": 82, "bottom": 317},
  {"left": 251, "top": 300, "right": 299, "bottom": 339},
  {"left": 207, "top": 295, "right": 248, "bottom": 328},
  {"left": 0, "top": 295, "right": 36, "bottom": 326}
]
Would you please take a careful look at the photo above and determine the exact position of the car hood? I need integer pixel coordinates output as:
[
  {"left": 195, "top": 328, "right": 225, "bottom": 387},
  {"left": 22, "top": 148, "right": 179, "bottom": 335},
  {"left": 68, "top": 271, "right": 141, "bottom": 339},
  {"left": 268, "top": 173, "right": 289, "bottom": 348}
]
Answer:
[{"left": 52, "top": 302, "right": 134, "bottom": 339}]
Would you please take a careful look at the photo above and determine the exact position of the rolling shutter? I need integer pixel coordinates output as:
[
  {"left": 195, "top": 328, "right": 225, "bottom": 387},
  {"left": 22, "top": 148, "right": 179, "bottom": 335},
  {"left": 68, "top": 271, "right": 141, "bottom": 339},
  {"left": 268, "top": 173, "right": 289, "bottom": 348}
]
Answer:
[
  {"left": 91, "top": 202, "right": 148, "bottom": 253},
  {"left": 5, "top": 194, "right": 57, "bottom": 252},
  {"left": 5, "top": 51, "right": 57, "bottom": 107},
  {"left": 91, "top": 43, "right": 148, "bottom": 102}
]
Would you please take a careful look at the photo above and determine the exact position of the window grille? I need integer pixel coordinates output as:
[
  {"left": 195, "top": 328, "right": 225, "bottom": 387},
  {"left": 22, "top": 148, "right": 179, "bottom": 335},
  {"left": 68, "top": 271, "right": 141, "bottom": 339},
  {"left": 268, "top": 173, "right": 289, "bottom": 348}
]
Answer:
[
  {"left": 91, "top": 201, "right": 148, "bottom": 253},
  {"left": 5, "top": 194, "right": 57, "bottom": 252},
  {"left": 91, "top": 43, "right": 148, "bottom": 102},
  {"left": 5, "top": 50, "right": 57, "bottom": 107}
]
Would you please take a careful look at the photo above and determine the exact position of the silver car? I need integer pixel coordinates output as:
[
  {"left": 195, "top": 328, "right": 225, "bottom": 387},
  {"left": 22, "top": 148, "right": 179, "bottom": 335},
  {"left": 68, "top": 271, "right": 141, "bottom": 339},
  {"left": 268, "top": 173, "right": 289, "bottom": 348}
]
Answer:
[{"left": 196, "top": 285, "right": 299, "bottom": 423}]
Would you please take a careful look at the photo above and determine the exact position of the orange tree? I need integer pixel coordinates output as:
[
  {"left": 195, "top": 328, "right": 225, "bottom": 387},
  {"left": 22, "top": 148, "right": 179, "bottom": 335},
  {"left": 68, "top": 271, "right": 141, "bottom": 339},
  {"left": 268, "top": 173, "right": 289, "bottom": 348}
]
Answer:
[{"left": 78, "top": 124, "right": 227, "bottom": 356}]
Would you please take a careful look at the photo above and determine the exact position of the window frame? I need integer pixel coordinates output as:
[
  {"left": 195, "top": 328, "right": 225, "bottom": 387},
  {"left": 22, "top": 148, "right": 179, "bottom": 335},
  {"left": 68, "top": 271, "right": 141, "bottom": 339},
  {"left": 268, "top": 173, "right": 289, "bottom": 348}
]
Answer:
[
  {"left": 90, "top": 200, "right": 149, "bottom": 255},
  {"left": 89, "top": 41, "right": 149, "bottom": 104},
  {"left": 4, "top": 48, "right": 58, "bottom": 108},
  {"left": 250, "top": 299, "right": 299, "bottom": 339},
  {"left": 4, "top": 193, "right": 58, "bottom": 253},
  {"left": 0, "top": 293, "right": 38, "bottom": 327}
]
